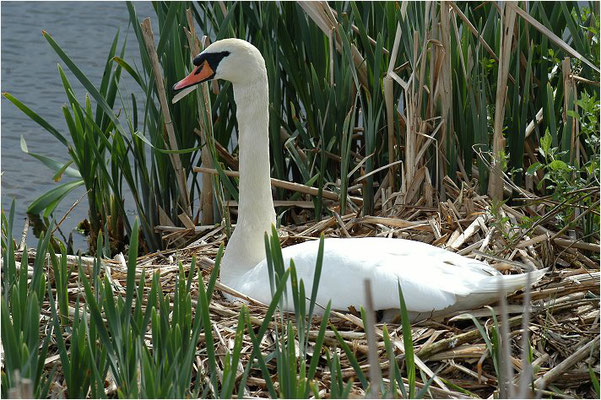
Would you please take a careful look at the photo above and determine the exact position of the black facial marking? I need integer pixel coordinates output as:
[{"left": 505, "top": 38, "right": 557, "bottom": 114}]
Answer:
[{"left": 193, "top": 50, "right": 231, "bottom": 76}]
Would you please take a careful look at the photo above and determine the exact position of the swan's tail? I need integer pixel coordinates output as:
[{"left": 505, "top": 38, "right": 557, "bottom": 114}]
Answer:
[{"left": 479, "top": 268, "right": 548, "bottom": 294}]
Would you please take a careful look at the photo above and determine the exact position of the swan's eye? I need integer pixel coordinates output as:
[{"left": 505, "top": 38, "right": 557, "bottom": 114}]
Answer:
[
  {"left": 193, "top": 51, "right": 231, "bottom": 70},
  {"left": 174, "top": 53, "right": 227, "bottom": 92}
]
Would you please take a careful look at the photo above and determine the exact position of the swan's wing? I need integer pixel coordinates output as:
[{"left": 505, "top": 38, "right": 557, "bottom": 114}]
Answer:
[
  {"left": 277, "top": 238, "right": 504, "bottom": 313},
  {"left": 236, "top": 237, "right": 544, "bottom": 314}
]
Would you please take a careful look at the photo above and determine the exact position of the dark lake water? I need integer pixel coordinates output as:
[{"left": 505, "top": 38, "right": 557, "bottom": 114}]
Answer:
[{"left": 1, "top": 1, "right": 157, "bottom": 252}]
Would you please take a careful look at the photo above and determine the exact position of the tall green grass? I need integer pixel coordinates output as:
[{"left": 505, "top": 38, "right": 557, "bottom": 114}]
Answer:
[
  {"left": 4, "top": 199, "right": 414, "bottom": 398},
  {"left": 1, "top": 201, "right": 52, "bottom": 398},
  {"left": 4, "top": 3, "right": 204, "bottom": 253},
  {"left": 4, "top": 2, "right": 599, "bottom": 253}
]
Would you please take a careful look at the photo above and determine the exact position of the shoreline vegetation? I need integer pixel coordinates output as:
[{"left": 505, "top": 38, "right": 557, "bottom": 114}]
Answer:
[{"left": 1, "top": 1, "right": 599, "bottom": 398}]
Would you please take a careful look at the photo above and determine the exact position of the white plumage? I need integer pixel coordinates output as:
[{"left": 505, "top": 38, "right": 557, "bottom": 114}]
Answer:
[
  {"left": 233, "top": 238, "right": 547, "bottom": 319},
  {"left": 173, "top": 38, "right": 546, "bottom": 319}
]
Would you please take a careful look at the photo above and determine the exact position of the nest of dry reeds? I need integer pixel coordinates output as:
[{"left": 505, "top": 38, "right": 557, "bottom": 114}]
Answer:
[{"left": 12, "top": 177, "right": 599, "bottom": 399}]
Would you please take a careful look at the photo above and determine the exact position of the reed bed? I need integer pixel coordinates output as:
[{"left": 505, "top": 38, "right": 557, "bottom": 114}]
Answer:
[
  {"left": 2, "top": 1, "right": 599, "bottom": 398},
  {"left": 4, "top": 1, "right": 599, "bottom": 254},
  {"left": 3, "top": 178, "right": 599, "bottom": 398}
]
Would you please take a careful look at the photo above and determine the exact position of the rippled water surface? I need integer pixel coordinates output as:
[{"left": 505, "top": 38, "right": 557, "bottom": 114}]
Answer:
[{"left": 2, "top": 1, "right": 156, "bottom": 252}]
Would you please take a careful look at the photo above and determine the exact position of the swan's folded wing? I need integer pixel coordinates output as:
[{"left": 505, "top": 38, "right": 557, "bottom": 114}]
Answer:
[{"left": 281, "top": 238, "right": 501, "bottom": 313}]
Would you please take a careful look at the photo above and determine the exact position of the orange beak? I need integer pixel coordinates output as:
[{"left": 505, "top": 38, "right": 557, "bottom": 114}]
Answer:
[{"left": 173, "top": 61, "right": 215, "bottom": 91}]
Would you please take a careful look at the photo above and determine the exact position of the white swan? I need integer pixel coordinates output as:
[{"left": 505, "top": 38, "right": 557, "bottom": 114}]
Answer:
[{"left": 174, "top": 38, "right": 546, "bottom": 319}]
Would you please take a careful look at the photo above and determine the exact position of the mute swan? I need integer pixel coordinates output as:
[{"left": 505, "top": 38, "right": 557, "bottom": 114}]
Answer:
[{"left": 173, "top": 38, "right": 546, "bottom": 319}]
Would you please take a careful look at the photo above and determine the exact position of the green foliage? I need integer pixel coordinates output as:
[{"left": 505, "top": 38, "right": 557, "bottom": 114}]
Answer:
[
  {"left": 397, "top": 283, "right": 417, "bottom": 398},
  {"left": 2, "top": 3, "right": 599, "bottom": 394},
  {"left": 4, "top": 2, "right": 599, "bottom": 252},
  {"left": 3, "top": 203, "right": 380, "bottom": 398},
  {"left": 1, "top": 200, "right": 52, "bottom": 398},
  {"left": 331, "top": 279, "right": 432, "bottom": 398},
  {"left": 590, "top": 367, "right": 600, "bottom": 398},
  {"left": 4, "top": 3, "right": 203, "bottom": 253},
  {"left": 5, "top": 31, "right": 130, "bottom": 253},
  {"left": 257, "top": 227, "right": 336, "bottom": 398},
  {"left": 526, "top": 102, "right": 599, "bottom": 238}
]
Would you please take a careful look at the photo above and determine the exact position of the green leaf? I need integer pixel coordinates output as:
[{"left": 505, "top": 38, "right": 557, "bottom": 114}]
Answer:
[
  {"left": 307, "top": 301, "right": 331, "bottom": 380},
  {"left": 526, "top": 162, "right": 542, "bottom": 176},
  {"left": 549, "top": 159, "right": 569, "bottom": 171},
  {"left": 133, "top": 131, "right": 199, "bottom": 154},
  {"left": 197, "top": 268, "right": 219, "bottom": 392},
  {"left": 331, "top": 324, "right": 368, "bottom": 389},
  {"left": 220, "top": 308, "right": 246, "bottom": 399},
  {"left": 51, "top": 160, "right": 76, "bottom": 182},
  {"left": 540, "top": 131, "right": 552, "bottom": 158},
  {"left": 112, "top": 56, "right": 144, "bottom": 88},
  {"left": 27, "top": 179, "right": 85, "bottom": 215},
  {"left": 123, "top": 218, "right": 139, "bottom": 326},
  {"left": 3, "top": 92, "right": 69, "bottom": 146},
  {"left": 397, "top": 282, "right": 416, "bottom": 398},
  {"left": 543, "top": 83, "right": 558, "bottom": 148},
  {"left": 307, "top": 234, "right": 325, "bottom": 321},
  {"left": 42, "top": 31, "right": 128, "bottom": 138},
  {"left": 590, "top": 367, "right": 600, "bottom": 398},
  {"left": 20, "top": 136, "right": 81, "bottom": 178},
  {"left": 1, "top": 299, "right": 20, "bottom": 372}
]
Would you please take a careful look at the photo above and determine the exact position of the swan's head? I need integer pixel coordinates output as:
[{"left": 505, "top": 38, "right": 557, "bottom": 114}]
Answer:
[{"left": 173, "top": 38, "right": 264, "bottom": 95}]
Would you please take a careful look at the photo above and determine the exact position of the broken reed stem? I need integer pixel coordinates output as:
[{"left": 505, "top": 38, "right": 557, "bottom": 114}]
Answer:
[
  {"left": 193, "top": 166, "right": 363, "bottom": 206},
  {"left": 534, "top": 334, "right": 600, "bottom": 390},
  {"left": 140, "top": 18, "right": 191, "bottom": 217},
  {"left": 51, "top": 189, "right": 89, "bottom": 238}
]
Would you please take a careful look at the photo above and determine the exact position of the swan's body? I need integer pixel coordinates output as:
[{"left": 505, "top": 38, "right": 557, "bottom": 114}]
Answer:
[
  {"left": 174, "top": 38, "right": 546, "bottom": 318},
  {"left": 232, "top": 238, "right": 546, "bottom": 320}
]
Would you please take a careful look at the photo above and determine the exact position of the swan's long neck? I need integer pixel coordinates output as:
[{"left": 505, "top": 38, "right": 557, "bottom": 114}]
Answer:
[{"left": 221, "top": 71, "right": 276, "bottom": 285}]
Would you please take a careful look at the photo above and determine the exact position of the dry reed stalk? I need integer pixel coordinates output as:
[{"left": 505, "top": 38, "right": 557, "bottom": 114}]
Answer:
[
  {"left": 50, "top": 189, "right": 89, "bottom": 238},
  {"left": 398, "top": 26, "right": 435, "bottom": 207},
  {"left": 193, "top": 128, "right": 239, "bottom": 169},
  {"left": 383, "top": 74, "right": 395, "bottom": 191},
  {"left": 437, "top": 2, "right": 453, "bottom": 199},
  {"left": 18, "top": 216, "right": 29, "bottom": 252},
  {"left": 193, "top": 166, "right": 364, "bottom": 206},
  {"left": 534, "top": 334, "right": 600, "bottom": 391},
  {"left": 384, "top": 23, "right": 402, "bottom": 192},
  {"left": 508, "top": 2, "right": 600, "bottom": 73},
  {"left": 140, "top": 18, "right": 191, "bottom": 217},
  {"left": 488, "top": 3, "right": 516, "bottom": 201},
  {"left": 449, "top": 2, "right": 498, "bottom": 63},
  {"left": 298, "top": 1, "right": 368, "bottom": 87},
  {"left": 562, "top": 57, "right": 579, "bottom": 166},
  {"left": 185, "top": 10, "right": 215, "bottom": 225},
  {"left": 357, "top": 215, "right": 431, "bottom": 231},
  {"left": 363, "top": 280, "right": 382, "bottom": 398},
  {"left": 525, "top": 108, "right": 544, "bottom": 139}
]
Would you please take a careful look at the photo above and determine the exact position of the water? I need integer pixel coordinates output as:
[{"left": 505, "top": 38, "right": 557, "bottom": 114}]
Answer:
[{"left": 1, "top": 1, "right": 156, "bottom": 252}]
